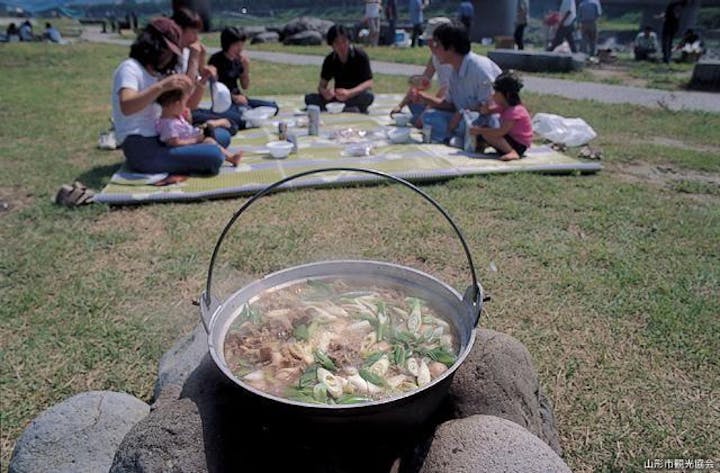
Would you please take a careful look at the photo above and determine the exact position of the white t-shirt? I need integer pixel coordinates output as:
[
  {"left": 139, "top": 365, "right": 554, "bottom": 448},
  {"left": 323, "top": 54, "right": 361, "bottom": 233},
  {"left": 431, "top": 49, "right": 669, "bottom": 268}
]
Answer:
[
  {"left": 431, "top": 54, "right": 452, "bottom": 91},
  {"left": 111, "top": 58, "right": 160, "bottom": 145},
  {"left": 559, "top": 0, "right": 577, "bottom": 26}
]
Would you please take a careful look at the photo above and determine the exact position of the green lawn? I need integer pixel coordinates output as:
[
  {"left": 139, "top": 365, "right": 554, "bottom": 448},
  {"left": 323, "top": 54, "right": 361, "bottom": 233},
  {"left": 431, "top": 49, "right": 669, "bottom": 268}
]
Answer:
[{"left": 1, "top": 42, "right": 718, "bottom": 473}]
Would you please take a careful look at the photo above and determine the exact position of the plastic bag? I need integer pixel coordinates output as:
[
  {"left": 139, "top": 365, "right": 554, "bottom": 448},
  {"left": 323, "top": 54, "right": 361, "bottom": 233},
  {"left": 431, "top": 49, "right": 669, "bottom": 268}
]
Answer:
[
  {"left": 210, "top": 80, "right": 232, "bottom": 113},
  {"left": 532, "top": 113, "right": 597, "bottom": 147}
]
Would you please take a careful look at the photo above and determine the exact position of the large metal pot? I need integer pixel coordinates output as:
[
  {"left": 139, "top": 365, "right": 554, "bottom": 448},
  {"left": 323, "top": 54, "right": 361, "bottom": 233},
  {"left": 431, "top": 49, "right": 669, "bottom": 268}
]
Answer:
[{"left": 200, "top": 168, "right": 484, "bottom": 433}]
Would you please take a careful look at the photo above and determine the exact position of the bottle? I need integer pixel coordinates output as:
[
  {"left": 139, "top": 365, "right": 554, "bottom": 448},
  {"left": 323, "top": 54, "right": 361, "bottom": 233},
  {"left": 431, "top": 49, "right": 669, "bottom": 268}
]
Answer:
[
  {"left": 287, "top": 133, "right": 298, "bottom": 154},
  {"left": 422, "top": 123, "right": 432, "bottom": 144},
  {"left": 307, "top": 105, "right": 320, "bottom": 136}
]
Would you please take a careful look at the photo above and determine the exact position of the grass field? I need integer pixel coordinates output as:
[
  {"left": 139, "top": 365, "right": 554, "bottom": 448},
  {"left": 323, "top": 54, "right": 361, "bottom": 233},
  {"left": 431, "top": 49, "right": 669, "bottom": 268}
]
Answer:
[{"left": 1, "top": 41, "right": 719, "bottom": 473}]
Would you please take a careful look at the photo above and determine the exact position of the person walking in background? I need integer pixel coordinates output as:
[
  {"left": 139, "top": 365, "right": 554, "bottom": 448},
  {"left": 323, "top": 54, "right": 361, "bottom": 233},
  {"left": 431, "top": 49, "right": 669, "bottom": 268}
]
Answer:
[
  {"left": 547, "top": 0, "right": 577, "bottom": 52},
  {"left": 409, "top": 0, "right": 424, "bottom": 47},
  {"left": 578, "top": 0, "right": 602, "bottom": 56},
  {"left": 304, "top": 24, "right": 375, "bottom": 113},
  {"left": 514, "top": 0, "right": 529, "bottom": 50},
  {"left": 634, "top": 25, "right": 659, "bottom": 61},
  {"left": 457, "top": 1, "right": 474, "bottom": 35},
  {"left": 385, "top": 0, "right": 397, "bottom": 45},
  {"left": 364, "top": 0, "right": 382, "bottom": 47},
  {"left": 659, "top": 0, "right": 688, "bottom": 63}
]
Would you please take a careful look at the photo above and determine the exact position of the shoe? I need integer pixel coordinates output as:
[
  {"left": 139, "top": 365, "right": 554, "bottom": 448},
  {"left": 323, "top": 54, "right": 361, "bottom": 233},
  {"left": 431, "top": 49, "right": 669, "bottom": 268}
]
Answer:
[
  {"left": 448, "top": 136, "right": 463, "bottom": 148},
  {"left": 344, "top": 106, "right": 360, "bottom": 113},
  {"left": 54, "top": 181, "right": 95, "bottom": 207}
]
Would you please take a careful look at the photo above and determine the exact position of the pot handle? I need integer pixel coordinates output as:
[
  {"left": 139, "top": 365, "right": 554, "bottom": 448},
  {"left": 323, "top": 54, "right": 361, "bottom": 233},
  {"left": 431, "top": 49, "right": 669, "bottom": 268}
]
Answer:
[{"left": 203, "top": 167, "right": 484, "bottom": 328}]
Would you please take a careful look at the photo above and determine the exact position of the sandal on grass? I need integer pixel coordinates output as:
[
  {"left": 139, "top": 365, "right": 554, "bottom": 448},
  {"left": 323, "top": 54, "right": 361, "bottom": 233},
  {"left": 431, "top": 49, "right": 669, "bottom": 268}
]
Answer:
[{"left": 54, "top": 181, "right": 95, "bottom": 207}]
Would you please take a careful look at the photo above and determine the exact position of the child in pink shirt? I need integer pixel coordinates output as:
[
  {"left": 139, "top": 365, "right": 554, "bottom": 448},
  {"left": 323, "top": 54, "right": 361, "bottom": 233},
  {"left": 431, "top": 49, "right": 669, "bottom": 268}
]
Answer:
[
  {"left": 156, "top": 89, "right": 243, "bottom": 166},
  {"left": 470, "top": 70, "right": 533, "bottom": 161}
]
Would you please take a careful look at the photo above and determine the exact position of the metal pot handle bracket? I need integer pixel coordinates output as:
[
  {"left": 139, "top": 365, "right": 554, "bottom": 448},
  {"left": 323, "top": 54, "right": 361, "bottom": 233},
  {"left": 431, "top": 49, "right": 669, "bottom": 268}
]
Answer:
[{"left": 201, "top": 167, "right": 484, "bottom": 331}]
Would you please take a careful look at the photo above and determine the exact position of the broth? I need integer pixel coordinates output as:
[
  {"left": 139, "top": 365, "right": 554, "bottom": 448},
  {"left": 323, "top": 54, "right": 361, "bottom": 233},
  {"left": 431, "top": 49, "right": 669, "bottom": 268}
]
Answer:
[{"left": 223, "top": 278, "right": 459, "bottom": 405}]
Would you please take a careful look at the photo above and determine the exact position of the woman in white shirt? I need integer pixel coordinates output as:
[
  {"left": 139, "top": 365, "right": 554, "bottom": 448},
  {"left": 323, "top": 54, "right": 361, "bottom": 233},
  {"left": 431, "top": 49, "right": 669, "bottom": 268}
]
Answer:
[{"left": 111, "top": 18, "right": 230, "bottom": 175}]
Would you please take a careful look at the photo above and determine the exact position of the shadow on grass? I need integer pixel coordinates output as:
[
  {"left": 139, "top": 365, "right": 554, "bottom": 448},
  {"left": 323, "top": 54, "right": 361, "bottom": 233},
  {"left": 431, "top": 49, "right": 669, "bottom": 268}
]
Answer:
[{"left": 76, "top": 163, "right": 121, "bottom": 190}]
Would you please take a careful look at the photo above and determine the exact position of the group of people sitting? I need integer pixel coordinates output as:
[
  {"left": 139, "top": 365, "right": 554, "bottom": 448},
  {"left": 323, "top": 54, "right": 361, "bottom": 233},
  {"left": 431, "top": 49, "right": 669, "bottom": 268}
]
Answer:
[
  {"left": 111, "top": 11, "right": 533, "bottom": 178},
  {"left": 634, "top": 26, "right": 705, "bottom": 63},
  {"left": 4, "top": 21, "right": 62, "bottom": 43}
]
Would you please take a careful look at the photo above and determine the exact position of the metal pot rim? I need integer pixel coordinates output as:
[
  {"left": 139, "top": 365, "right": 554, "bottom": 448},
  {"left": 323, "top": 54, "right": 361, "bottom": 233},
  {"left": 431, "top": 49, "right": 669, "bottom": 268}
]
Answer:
[{"left": 203, "top": 259, "right": 479, "bottom": 410}]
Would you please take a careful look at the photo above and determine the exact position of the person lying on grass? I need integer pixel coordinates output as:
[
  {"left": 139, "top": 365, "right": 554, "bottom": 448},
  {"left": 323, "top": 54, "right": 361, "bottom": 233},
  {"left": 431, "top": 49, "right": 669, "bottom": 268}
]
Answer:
[
  {"left": 470, "top": 70, "right": 532, "bottom": 161},
  {"left": 156, "top": 88, "right": 242, "bottom": 167}
]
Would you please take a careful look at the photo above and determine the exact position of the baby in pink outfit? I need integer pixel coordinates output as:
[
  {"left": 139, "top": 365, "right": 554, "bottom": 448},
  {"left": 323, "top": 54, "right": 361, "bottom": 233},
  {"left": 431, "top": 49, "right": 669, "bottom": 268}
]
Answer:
[
  {"left": 470, "top": 70, "right": 533, "bottom": 161},
  {"left": 156, "top": 89, "right": 242, "bottom": 166}
]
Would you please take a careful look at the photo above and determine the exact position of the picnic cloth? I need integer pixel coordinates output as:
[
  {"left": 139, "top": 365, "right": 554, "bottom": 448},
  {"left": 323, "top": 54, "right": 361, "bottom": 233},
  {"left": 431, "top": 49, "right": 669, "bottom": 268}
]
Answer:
[{"left": 95, "top": 94, "right": 601, "bottom": 205}]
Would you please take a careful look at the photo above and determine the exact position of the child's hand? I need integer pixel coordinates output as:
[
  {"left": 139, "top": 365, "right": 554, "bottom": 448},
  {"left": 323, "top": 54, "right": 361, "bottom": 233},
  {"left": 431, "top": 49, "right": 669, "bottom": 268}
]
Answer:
[{"left": 468, "top": 125, "right": 483, "bottom": 136}]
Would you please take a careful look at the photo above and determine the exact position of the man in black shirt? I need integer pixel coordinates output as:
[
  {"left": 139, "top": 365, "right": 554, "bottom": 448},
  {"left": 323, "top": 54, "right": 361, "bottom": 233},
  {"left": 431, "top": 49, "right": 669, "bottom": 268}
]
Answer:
[{"left": 304, "top": 25, "right": 374, "bottom": 113}]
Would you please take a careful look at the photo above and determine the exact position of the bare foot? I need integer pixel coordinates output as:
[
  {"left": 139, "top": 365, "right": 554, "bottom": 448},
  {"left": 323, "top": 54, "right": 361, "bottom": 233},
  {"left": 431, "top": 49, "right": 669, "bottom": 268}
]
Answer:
[
  {"left": 500, "top": 151, "right": 520, "bottom": 161},
  {"left": 226, "top": 152, "right": 243, "bottom": 167}
]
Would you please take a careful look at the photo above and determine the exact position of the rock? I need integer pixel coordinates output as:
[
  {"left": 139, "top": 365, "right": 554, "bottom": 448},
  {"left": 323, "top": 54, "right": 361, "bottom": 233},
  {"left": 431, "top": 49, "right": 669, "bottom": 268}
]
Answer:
[
  {"left": 280, "top": 16, "right": 334, "bottom": 41},
  {"left": 283, "top": 30, "right": 323, "bottom": 46},
  {"left": 689, "top": 60, "right": 720, "bottom": 91},
  {"left": 449, "top": 328, "right": 562, "bottom": 454},
  {"left": 153, "top": 323, "right": 208, "bottom": 401},
  {"left": 9, "top": 391, "right": 149, "bottom": 473},
  {"left": 240, "top": 25, "right": 266, "bottom": 38},
  {"left": 418, "top": 415, "right": 571, "bottom": 473},
  {"left": 251, "top": 31, "right": 280, "bottom": 44},
  {"left": 109, "top": 388, "right": 207, "bottom": 473},
  {"left": 488, "top": 49, "right": 585, "bottom": 72}
]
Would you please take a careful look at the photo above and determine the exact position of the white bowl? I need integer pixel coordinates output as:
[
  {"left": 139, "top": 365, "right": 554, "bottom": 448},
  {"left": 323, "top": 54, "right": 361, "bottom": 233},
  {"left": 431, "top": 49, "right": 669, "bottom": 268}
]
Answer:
[
  {"left": 345, "top": 142, "right": 373, "bottom": 157},
  {"left": 387, "top": 127, "right": 412, "bottom": 144},
  {"left": 266, "top": 140, "right": 293, "bottom": 159},
  {"left": 393, "top": 112, "right": 413, "bottom": 127},
  {"left": 326, "top": 102, "right": 345, "bottom": 114},
  {"left": 243, "top": 106, "right": 275, "bottom": 127}
]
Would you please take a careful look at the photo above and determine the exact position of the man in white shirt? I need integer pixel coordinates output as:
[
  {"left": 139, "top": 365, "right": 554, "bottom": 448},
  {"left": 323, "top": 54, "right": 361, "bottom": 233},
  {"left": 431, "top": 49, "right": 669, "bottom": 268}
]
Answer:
[
  {"left": 412, "top": 23, "right": 501, "bottom": 145},
  {"left": 547, "top": 0, "right": 577, "bottom": 53}
]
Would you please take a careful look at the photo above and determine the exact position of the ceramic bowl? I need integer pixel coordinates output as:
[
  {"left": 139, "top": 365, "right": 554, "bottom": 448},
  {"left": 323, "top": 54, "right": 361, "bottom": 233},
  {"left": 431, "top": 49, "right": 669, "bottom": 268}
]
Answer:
[
  {"left": 387, "top": 127, "right": 412, "bottom": 144},
  {"left": 393, "top": 113, "right": 413, "bottom": 127},
  {"left": 243, "top": 106, "right": 276, "bottom": 127},
  {"left": 266, "top": 140, "right": 293, "bottom": 159},
  {"left": 345, "top": 142, "right": 373, "bottom": 157},
  {"left": 326, "top": 102, "right": 345, "bottom": 114}
]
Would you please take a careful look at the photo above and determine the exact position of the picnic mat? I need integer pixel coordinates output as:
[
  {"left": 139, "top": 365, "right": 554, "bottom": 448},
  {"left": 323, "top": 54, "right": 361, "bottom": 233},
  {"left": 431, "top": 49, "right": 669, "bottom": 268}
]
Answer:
[{"left": 95, "top": 94, "right": 602, "bottom": 205}]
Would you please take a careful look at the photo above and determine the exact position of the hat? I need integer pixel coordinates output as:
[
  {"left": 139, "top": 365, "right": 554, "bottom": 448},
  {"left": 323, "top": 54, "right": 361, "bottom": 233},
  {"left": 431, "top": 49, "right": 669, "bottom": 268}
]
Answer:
[
  {"left": 210, "top": 80, "right": 232, "bottom": 113},
  {"left": 421, "top": 17, "right": 452, "bottom": 40},
  {"left": 148, "top": 17, "right": 183, "bottom": 56}
]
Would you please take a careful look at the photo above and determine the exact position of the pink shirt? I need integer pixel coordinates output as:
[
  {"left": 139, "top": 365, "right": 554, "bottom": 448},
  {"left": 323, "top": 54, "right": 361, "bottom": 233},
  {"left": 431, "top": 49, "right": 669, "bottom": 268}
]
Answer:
[
  {"left": 499, "top": 104, "right": 533, "bottom": 147},
  {"left": 155, "top": 116, "right": 201, "bottom": 144}
]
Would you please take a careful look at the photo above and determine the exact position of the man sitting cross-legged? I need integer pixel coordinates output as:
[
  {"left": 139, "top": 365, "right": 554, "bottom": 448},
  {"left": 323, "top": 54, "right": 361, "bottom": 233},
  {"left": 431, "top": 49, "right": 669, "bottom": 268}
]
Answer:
[
  {"left": 304, "top": 24, "right": 375, "bottom": 113},
  {"left": 412, "top": 22, "right": 502, "bottom": 146}
]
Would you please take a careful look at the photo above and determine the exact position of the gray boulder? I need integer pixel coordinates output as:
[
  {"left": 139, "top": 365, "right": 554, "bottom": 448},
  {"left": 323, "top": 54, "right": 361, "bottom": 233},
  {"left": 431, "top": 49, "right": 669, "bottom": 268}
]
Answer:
[
  {"left": 240, "top": 25, "right": 266, "bottom": 38},
  {"left": 283, "top": 30, "right": 323, "bottom": 46},
  {"left": 280, "top": 16, "right": 334, "bottom": 41},
  {"left": 251, "top": 31, "right": 280, "bottom": 44},
  {"left": 9, "top": 391, "right": 149, "bottom": 473},
  {"left": 109, "top": 386, "right": 207, "bottom": 473},
  {"left": 419, "top": 415, "right": 571, "bottom": 473},
  {"left": 449, "top": 328, "right": 562, "bottom": 454},
  {"left": 153, "top": 323, "right": 208, "bottom": 401}
]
